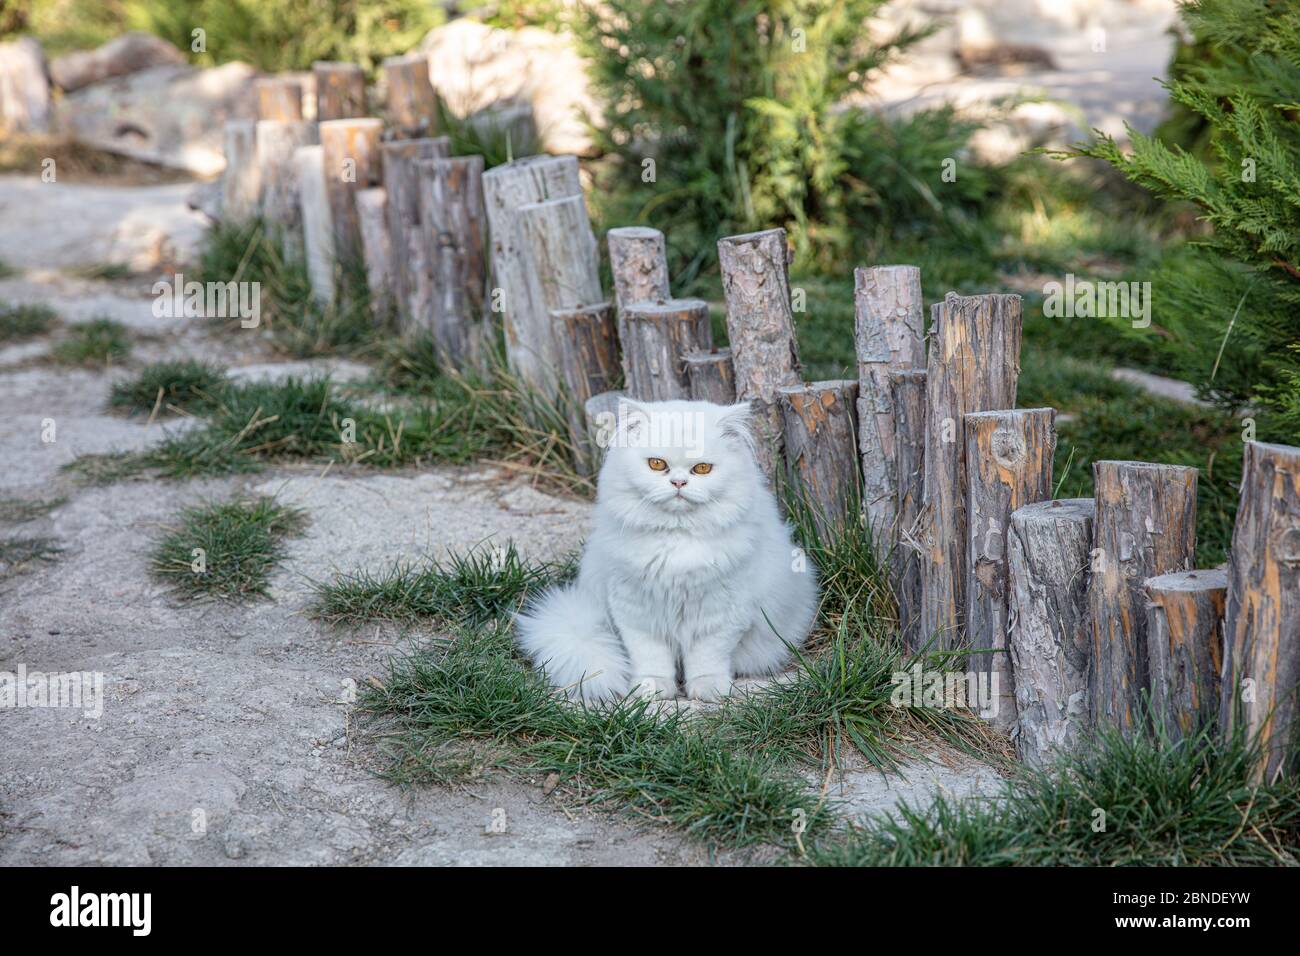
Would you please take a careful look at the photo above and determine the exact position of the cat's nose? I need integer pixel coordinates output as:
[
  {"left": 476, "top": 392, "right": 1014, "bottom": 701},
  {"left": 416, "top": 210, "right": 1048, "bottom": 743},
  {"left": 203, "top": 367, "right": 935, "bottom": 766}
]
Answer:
[{"left": 671, "top": 478, "right": 688, "bottom": 489}]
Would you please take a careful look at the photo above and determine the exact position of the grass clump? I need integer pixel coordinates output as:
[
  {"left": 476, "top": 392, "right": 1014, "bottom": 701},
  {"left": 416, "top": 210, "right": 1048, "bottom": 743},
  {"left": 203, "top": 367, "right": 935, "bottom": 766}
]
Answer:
[
  {"left": 52, "top": 318, "right": 131, "bottom": 366},
  {"left": 150, "top": 495, "right": 308, "bottom": 601},
  {"left": 0, "top": 302, "right": 56, "bottom": 342},
  {"left": 0, "top": 496, "right": 66, "bottom": 523},
  {"left": 0, "top": 536, "right": 63, "bottom": 578},
  {"left": 108, "top": 360, "right": 229, "bottom": 417}
]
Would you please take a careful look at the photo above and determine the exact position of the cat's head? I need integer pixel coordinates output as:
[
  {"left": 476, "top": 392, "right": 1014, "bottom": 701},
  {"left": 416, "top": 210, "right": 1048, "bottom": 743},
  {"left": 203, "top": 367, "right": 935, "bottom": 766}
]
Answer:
[{"left": 597, "top": 398, "right": 761, "bottom": 529}]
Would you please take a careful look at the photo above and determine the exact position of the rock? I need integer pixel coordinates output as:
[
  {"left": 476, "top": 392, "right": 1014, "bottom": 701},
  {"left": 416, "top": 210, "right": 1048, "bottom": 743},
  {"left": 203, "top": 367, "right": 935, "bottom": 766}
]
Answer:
[
  {"left": 186, "top": 179, "right": 223, "bottom": 222},
  {"left": 49, "top": 31, "right": 187, "bottom": 93},
  {"left": 53, "top": 62, "right": 258, "bottom": 176},
  {"left": 0, "top": 37, "right": 52, "bottom": 134},
  {"left": 419, "top": 20, "right": 596, "bottom": 156}
]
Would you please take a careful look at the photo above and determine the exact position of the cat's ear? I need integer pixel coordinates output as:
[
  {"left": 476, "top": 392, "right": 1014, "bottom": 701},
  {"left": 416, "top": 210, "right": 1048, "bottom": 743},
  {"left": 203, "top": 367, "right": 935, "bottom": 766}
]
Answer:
[{"left": 716, "top": 401, "right": 755, "bottom": 450}]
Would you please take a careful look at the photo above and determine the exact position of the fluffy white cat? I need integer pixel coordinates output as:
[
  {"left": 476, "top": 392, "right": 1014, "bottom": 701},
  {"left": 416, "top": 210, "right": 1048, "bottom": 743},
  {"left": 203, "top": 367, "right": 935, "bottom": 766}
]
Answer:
[{"left": 515, "top": 398, "right": 818, "bottom": 702}]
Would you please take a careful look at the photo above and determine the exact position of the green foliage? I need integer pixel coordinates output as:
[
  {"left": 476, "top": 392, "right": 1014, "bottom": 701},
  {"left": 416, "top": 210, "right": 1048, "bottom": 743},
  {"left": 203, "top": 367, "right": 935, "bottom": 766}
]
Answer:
[
  {"left": 51, "top": 318, "right": 131, "bottom": 365},
  {"left": 0, "top": 302, "right": 56, "bottom": 342},
  {"left": 435, "top": 96, "right": 542, "bottom": 170},
  {"left": 108, "top": 359, "right": 228, "bottom": 416}
]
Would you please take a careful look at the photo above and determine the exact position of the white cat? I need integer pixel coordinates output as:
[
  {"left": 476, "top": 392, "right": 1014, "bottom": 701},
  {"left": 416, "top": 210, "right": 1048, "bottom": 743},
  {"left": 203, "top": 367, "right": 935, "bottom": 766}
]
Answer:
[{"left": 515, "top": 398, "right": 819, "bottom": 702}]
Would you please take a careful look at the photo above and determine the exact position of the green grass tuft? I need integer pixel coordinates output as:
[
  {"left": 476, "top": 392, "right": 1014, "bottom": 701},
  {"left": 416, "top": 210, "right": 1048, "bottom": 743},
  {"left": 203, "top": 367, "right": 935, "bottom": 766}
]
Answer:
[
  {"left": 150, "top": 495, "right": 308, "bottom": 601},
  {"left": 52, "top": 318, "right": 131, "bottom": 366},
  {"left": 0, "top": 302, "right": 56, "bottom": 342},
  {"left": 0, "top": 496, "right": 66, "bottom": 523},
  {"left": 0, "top": 535, "right": 63, "bottom": 578},
  {"left": 108, "top": 360, "right": 229, "bottom": 417}
]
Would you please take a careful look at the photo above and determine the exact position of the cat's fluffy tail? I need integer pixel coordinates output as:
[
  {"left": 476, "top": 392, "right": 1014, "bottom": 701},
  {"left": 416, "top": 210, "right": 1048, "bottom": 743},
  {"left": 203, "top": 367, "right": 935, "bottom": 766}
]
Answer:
[{"left": 515, "top": 585, "right": 629, "bottom": 702}]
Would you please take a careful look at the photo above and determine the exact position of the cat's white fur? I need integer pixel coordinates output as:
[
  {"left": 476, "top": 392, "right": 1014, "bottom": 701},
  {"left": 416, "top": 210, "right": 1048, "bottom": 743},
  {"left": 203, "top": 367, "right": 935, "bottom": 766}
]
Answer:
[{"left": 515, "top": 399, "right": 818, "bottom": 702}]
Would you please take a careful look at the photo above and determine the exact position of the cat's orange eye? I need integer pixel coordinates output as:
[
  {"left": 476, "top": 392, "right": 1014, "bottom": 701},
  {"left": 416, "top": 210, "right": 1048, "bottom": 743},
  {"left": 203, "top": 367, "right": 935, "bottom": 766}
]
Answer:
[
  {"left": 691, "top": 462, "right": 713, "bottom": 475},
  {"left": 647, "top": 457, "right": 668, "bottom": 471}
]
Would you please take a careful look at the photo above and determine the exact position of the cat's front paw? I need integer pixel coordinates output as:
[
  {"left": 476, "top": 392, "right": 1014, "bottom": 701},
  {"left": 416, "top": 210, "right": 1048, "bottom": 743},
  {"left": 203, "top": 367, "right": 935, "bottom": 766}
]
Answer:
[
  {"left": 631, "top": 675, "right": 677, "bottom": 700},
  {"left": 684, "top": 674, "right": 732, "bottom": 702}
]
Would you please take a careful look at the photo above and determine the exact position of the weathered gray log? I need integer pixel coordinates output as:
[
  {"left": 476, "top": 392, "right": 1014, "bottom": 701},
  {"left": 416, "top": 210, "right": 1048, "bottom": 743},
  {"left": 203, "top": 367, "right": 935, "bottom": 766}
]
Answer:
[
  {"left": 356, "top": 187, "right": 392, "bottom": 321},
  {"left": 380, "top": 137, "right": 451, "bottom": 334},
  {"left": 621, "top": 299, "right": 712, "bottom": 402},
  {"left": 1220, "top": 441, "right": 1300, "bottom": 782},
  {"left": 515, "top": 193, "right": 602, "bottom": 393},
  {"left": 255, "top": 77, "right": 303, "bottom": 121},
  {"left": 778, "top": 381, "right": 861, "bottom": 538},
  {"left": 221, "top": 120, "right": 260, "bottom": 223},
  {"left": 920, "top": 292, "right": 1023, "bottom": 651},
  {"left": 255, "top": 119, "right": 317, "bottom": 248},
  {"left": 584, "top": 389, "right": 626, "bottom": 464},
  {"left": 964, "top": 408, "right": 1056, "bottom": 733},
  {"left": 382, "top": 53, "right": 437, "bottom": 139},
  {"left": 318, "top": 118, "right": 383, "bottom": 267},
  {"left": 608, "top": 227, "right": 670, "bottom": 310},
  {"left": 1007, "top": 498, "right": 1095, "bottom": 768},
  {"left": 890, "top": 368, "right": 927, "bottom": 651},
  {"left": 854, "top": 265, "right": 926, "bottom": 557},
  {"left": 1090, "top": 460, "right": 1198, "bottom": 737},
  {"left": 1144, "top": 568, "right": 1226, "bottom": 745},
  {"left": 294, "top": 144, "right": 334, "bottom": 305},
  {"left": 312, "top": 61, "right": 366, "bottom": 121},
  {"left": 683, "top": 348, "right": 736, "bottom": 405},
  {"left": 419, "top": 155, "right": 489, "bottom": 367},
  {"left": 717, "top": 228, "right": 802, "bottom": 479},
  {"left": 482, "top": 155, "right": 583, "bottom": 391},
  {"left": 552, "top": 302, "right": 621, "bottom": 473}
]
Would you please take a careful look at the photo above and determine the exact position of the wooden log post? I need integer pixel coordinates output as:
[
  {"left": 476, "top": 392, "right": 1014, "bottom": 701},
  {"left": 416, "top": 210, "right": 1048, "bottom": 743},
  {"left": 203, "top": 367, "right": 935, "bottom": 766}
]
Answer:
[
  {"left": 716, "top": 228, "right": 802, "bottom": 479},
  {"left": 890, "top": 368, "right": 927, "bottom": 651},
  {"left": 482, "top": 155, "right": 583, "bottom": 391},
  {"left": 312, "top": 61, "right": 366, "bottom": 121},
  {"left": 683, "top": 348, "right": 736, "bottom": 405},
  {"left": 920, "top": 292, "right": 1023, "bottom": 651},
  {"left": 964, "top": 408, "right": 1056, "bottom": 733},
  {"left": 356, "top": 187, "right": 393, "bottom": 321},
  {"left": 608, "top": 226, "right": 671, "bottom": 361},
  {"left": 622, "top": 299, "right": 713, "bottom": 402},
  {"left": 381, "top": 137, "right": 450, "bottom": 334},
  {"left": 419, "top": 155, "right": 489, "bottom": 367},
  {"left": 382, "top": 53, "right": 437, "bottom": 139},
  {"left": 552, "top": 302, "right": 621, "bottom": 472},
  {"left": 1144, "top": 568, "right": 1227, "bottom": 745},
  {"left": 1090, "top": 460, "right": 1198, "bottom": 737},
  {"left": 854, "top": 265, "right": 926, "bottom": 557},
  {"left": 1007, "top": 498, "right": 1095, "bottom": 767},
  {"left": 255, "top": 77, "right": 303, "bottom": 121},
  {"left": 777, "top": 381, "right": 861, "bottom": 538},
  {"left": 584, "top": 390, "right": 626, "bottom": 464},
  {"left": 221, "top": 120, "right": 260, "bottom": 223},
  {"left": 294, "top": 144, "right": 335, "bottom": 306},
  {"left": 1220, "top": 441, "right": 1300, "bottom": 782},
  {"left": 255, "top": 119, "right": 317, "bottom": 249},
  {"left": 318, "top": 118, "right": 383, "bottom": 268}
]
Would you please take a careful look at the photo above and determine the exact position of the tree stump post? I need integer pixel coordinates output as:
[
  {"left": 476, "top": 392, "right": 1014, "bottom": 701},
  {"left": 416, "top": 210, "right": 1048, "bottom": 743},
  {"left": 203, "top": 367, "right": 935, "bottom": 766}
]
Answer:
[
  {"left": 683, "top": 348, "right": 736, "bottom": 405},
  {"left": 419, "top": 154, "right": 489, "bottom": 368},
  {"left": 717, "top": 228, "right": 802, "bottom": 479},
  {"left": 1007, "top": 498, "right": 1095, "bottom": 767},
  {"left": 608, "top": 226, "right": 671, "bottom": 361},
  {"left": 380, "top": 137, "right": 451, "bottom": 334},
  {"left": 920, "top": 292, "right": 1022, "bottom": 651},
  {"left": 318, "top": 118, "right": 383, "bottom": 267},
  {"left": 1220, "top": 441, "right": 1300, "bottom": 782},
  {"left": 312, "top": 61, "right": 366, "bottom": 121},
  {"left": 778, "top": 381, "right": 861, "bottom": 538},
  {"left": 552, "top": 302, "right": 621, "bottom": 473},
  {"left": 356, "top": 187, "right": 392, "bottom": 321},
  {"left": 890, "top": 368, "right": 927, "bottom": 651},
  {"left": 482, "top": 155, "right": 583, "bottom": 391},
  {"left": 293, "top": 144, "right": 335, "bottom": 306},
  {"left": 382, "top": 53, "right": 437, "bottom": 139},
  {"left": 255, "top": 119, "right": 317, "bottom": 251},
  {"left": 964, "top": 408, "right": 1056, "bottom": 733},
  {"left": 854, "top": 265, "right": 926, "bottom": 557},
  {"left": 1144, "top": 568, "right": 1227, "bottom": 745},
  {"left": 255, "top": 77, "right": 303, "bottom": 121},
  {"left": 221, "top": 120, "right": 260, "bottom": 223},
  {"left": 621, "top": 299, "right": 713, "bottom": 401},
  {"left": 1090, "top": 460, "right": 1198, "bottom": 737},
  {"left": 584, "top": 390, "right": 627, "bottom": 465}
]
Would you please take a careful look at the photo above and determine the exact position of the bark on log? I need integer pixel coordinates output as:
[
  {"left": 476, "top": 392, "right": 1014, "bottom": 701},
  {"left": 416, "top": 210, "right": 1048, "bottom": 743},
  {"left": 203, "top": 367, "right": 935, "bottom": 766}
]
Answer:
[
  {"left": 255, "top": 77, "right": 303, "bottom": 121},
  {"left": 1089, "top": 460, "right": 1198, "bottom": 736},
  {"left": 312, "top": 61, "right": 366, "bottom": 121},
  {"left": 382, "top": 53, "right": 437, "bottom": 139},
  {"left": 621, "top": 299, "right": 713, "bottom": 402},
  {"left": 608, "top": 226, "right": 670, "bottom": 310},
  {"left": 1007, "top": 497, "right": 1095, "bottom": 767},
  {"left": 380, "top": 137, "right": 451, "bottom": 334},
  {"left": 854, "top": 265, "right": 926, "bottom": 556},
  {"left": 1220, "top": 441, "right": 1300, "bottom": 782},
  {"left": 255, "top": 119, "right": 317, "bottom": 248},
  {"left": 221, "top": 120, "right": 260, "bottom": 223},
  {"left": 418, "top": 155, "right": 489, "bottom": 367},
  {"left": 890, "top": 368, "right": 927, "bottom": 651},
  {"left": 683, "top": 348, "right": 736, "bottom": 405},
  {"left": 552, "top": 302, "right": 621, "bottom": 473},
  {"left": 778, "top": 381, "right": 861, "bottom": 538},
  {"left": 716, "top": 228, "right": 802, "bottom": 479},
  {"left": 318, "top": 118, "right": 383, "bottom": 266},
  {"left": 356, "top": 187, "right": 392, "bottom": 321},
  {"left": 482, "top": 155, "right": 583, "bottom": 391},
  {"left": 920, "top": 292, "right": 1023, "bottom": 651},
  {"left": 964, "top": 408, "right": 1056, "bottom": 733},
  {"left": 1144, "top": 568, "right": 1226, "bottom": 745},
  {"left": 294, "top": 144, "right": 335, "bottom": 305}
]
